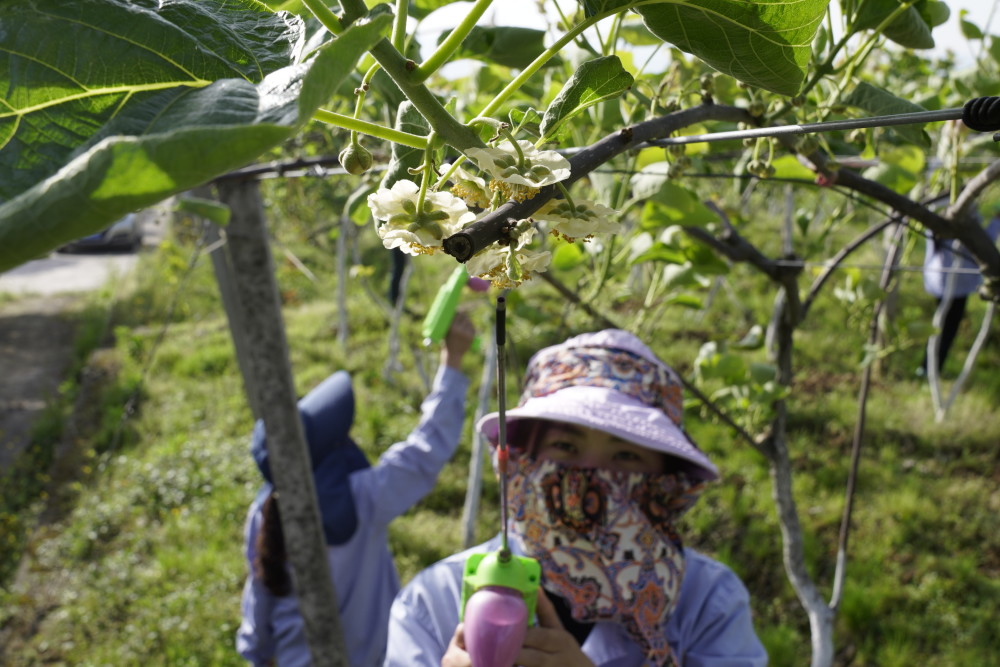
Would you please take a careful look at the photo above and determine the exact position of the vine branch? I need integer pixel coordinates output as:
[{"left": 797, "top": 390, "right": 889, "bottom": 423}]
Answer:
[{"left": 443, "top": 103, "right": 754, "bottom": 261}]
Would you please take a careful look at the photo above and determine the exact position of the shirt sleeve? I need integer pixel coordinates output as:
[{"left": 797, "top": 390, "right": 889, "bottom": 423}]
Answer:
[
  {"left": 673, "top": 552, "right": 768, "bottom": 667},
  {"left": 384, "top": 557, "right": 465, "bottom": 667},
  {"left": 357, "top": 364, "right": 470, "bottom": 526},
  {"left": 236, "top": 576, "right": 276, "bottom": 666}
]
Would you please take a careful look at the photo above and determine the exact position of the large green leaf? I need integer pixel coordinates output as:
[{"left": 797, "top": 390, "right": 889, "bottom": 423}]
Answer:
[
  {"left": 843, "top": 82, "right": 930, "bottom": 147},
  {"left": 438, "top": 26, "right": 552, "bottom": 71},
  {"left": 0, "top": 1, "right": 390, "bottom": 272},
  {"left": 540, "top": 56, "right": 633, "bottom": 140},
  {"left": 635, "top": 0, "right": 830, "bottom": 96},
  {"left": 854, "top": 0, "right": 947, "bottom": 49}
]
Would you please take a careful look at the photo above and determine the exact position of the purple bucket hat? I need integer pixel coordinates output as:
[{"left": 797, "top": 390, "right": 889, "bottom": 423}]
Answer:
[{"left": 476, "top": 329, "right": 718, "bottom": 480}]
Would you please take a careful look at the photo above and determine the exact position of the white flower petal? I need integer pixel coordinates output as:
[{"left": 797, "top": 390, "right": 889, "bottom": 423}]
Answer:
[
  {"left": 466, "top": 246, "right": 505, "bottom": 278},
  {"left": 466, "top": 140, "right": 570, "bottom": 189},
  {"left": 368, "top": 179, "right": 420, "bottom": 222},
  {"left": 535, "top": 198, "right": 620, "bottom": 240}
]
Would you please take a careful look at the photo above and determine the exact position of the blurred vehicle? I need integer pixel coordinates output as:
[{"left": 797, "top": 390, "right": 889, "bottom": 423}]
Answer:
[{"left": 59, "top": 213, "right": 142, "bottom": 253}]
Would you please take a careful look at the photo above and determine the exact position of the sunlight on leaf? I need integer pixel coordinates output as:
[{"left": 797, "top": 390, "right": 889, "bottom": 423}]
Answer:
[
  {"left": 0, "top": 2, "right": 390, "bottom": 272},
  {"left": 843, "top": 82, "right": 930, "bottom": 147},
  {"left": 636, "top": 0, "right": 830, "bottom": 96},
  {"left": 540, "top": 56, "right": 634, "bottom": 141}
]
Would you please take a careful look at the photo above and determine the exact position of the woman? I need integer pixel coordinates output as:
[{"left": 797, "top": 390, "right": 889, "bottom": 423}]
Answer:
[
  {"left": 385, "top": 329, "right": 766, "bottom": 666},
  {"left": 236, "top": 314, "right": 475, "bottom": 667}
]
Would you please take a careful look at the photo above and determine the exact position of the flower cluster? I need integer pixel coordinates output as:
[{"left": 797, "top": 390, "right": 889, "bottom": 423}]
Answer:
[
  {"left": 534, "top": 198, "right": 620, "bottom": 241},
  {"left": 368, "top": 180, "right": 474, "bottom": 256},
  {"left": 465, "top": 224, "right": 551, "bottom": 289},
  {"left": 465, "top": 140, "right": 570, "bottom": 202},
  {"left": 364, "top": 132, "right": 621, "bottom": 289}
]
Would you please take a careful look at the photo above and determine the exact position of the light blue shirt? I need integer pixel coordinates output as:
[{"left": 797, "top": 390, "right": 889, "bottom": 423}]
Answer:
[
  {"left": 236, "top": 365, "right": 470, "bottom": 667},
  {"left": 923, "top": 216, "right": 1000, "bottom": 298},
  {"left": 386, "top": 535, "right": 768, "bottom": 666}
]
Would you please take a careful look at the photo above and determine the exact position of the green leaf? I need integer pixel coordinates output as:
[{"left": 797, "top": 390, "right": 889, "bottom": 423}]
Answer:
[
  {"left": 862, "top": 163, "right": 917, "bottom": 196},
  {"left": 990, "top": 37, "right": 1000, "bottom": 66},
  {"left": 663, "top": 293, "right": 705, "bottom": 309},
  {"left": 921, "top": 1, "right": 951, "bottom": 28},
  {"left": 580, "top": 0, "right": 633, "bottom": 17},
  {"left": 176, "top": 198, "right": 231, "bottom": 226},
  {"left": 631, "top": 162, "right": 672, "bottom": 200},
  {"left": 662, "top": 263, "right": 705, "bottom": 289},
  {"left": 635, "top": 0, "right": 830, "bottom": 96},
  {"left": 509, "top": 107, "right": 544, "bottom": 138},
  {"left": 770, "top": 155, "right": 815, "bottom": 180},
  {"left": 696, "top": 344, "right": 748, "bottom": 384},
  {"left": 618, "top": 20, "right": 662, "bottom": 46},
  {"left": 0, "top": 2, "right": 391, "bottom": 272},
  {"left": 686, "top": 243, "right": 730, "bottom": 276},
  {"left": 734, "top": 326, "right": 765, "bottom": 350},
  {"left": 409, "top": 0, "right": 456, "bottom": 19},
  {"left": 639, "top": 184, "right": 720, "bottom": 230},
  {"left": 880, "top": 145, "right": 925, "bottom": 175},
  {"left": 842, "top": 82, "right": 930, "bottom": 147},
  {"left": 855, "top": 0, "right": 935, "bottom": 49},
  {"left": 552, "top": 242, "right": 587, "bottom": 270},
  {"left": 959, "top": 10, "right": 984, "bottom": 40},
  {"left": 631, "top": 242, "right": 689, "bottom": 266},
  {"left": 439, "top": 26, "right": 552, "bottom": 71},
  {"left": 540, "top": 56, "right": 634, "bottom": 140},
  {"left": 346, "top": 183, "right": 378, "bottom": 226}
]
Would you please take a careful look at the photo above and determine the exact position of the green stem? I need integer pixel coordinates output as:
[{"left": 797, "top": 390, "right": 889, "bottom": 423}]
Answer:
[
  {"left": 392, "top": 0, "right": 409, "bottom": 50},
  {"left": 353, "top": 64, "right": 381, "bottom": 120},
  {"left": 417, "top": 131, "right": 440, "bottom": 214},
  {"left": 476, "top": 0, "right": 656, "bottom": 119},
  {"left": 497, "top": 126, "right": 526, "bottom": 168},
  {"left": 555, "top": 182, "right": 578, "bottom": 214},
  {"left": 414, "top": 0, "right": 494, "bottom": 82},
  {"left": 301, "top": 0, "right": 343, "bottom": 36},
  {"left": 338, "top": 0, "right": 484, "bottom": 151},
  {"left": 314, "top": 109, "right": 429, "bottom": 149},
  {"left": 435, "top": 156, "right": 468, "bottom": 190}
]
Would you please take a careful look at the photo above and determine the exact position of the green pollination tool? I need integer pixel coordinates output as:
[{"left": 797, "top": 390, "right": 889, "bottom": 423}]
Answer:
[{"left": 459, "top": 296, "right": 540, "bottom": 667}]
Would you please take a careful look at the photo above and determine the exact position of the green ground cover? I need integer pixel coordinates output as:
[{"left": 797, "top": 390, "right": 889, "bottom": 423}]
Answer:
[{"left": 2, "top": 196, "right": 999, "bottom": 666}]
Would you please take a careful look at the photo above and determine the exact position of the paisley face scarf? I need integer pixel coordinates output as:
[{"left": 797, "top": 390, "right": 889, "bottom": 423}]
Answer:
[{"left": 507, "top": 456, "right": 706, "bottom": 666}]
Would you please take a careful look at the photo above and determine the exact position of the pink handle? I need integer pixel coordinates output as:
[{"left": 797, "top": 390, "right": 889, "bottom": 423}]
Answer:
[
  {"left": 463, "top": 586, "right": 528, "bottom": 667},
  {"left": 468, "top": 277, "right": 491, "bottom": 292}
]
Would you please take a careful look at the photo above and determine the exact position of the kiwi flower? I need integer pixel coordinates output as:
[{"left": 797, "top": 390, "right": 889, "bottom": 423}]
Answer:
[
  {"left": 533, "top": 198, "right": 620, "bottom": 241},
  {"left": 465, "top": 225, "right": 551, "bottom": 288},
  {"left": 368, "top": 180, "right": 474, "bottom": 255},
  {"left": 465, "top": 140, "right": 570, "bottom": 202}
]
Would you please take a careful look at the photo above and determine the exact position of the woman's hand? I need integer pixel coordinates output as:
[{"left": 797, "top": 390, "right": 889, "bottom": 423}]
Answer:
[
  {"left": 441, "top": 622, "right": 471, "bottom": 667},
  {"left": 440, "top": 590, "right": 594, "bottom": 667},
  {"left": 441, "top": 311, "right": 476, "bottom": 370},
  {"left": 514, "top": 589, "right": 595, "bottom": 667}
]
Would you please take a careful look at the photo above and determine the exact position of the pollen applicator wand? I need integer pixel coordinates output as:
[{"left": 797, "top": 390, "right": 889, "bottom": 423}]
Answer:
[
  {"left": 421, "top": 266, "right": 490, "bottom": 347},
  {"left": 460, "top": 296, "right": 540, "bottom": 667}
]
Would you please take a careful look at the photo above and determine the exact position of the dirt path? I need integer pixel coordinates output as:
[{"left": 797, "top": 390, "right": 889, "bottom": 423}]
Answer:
[{"left": 0, "top": 295, "right": 80, "bottom": 473}]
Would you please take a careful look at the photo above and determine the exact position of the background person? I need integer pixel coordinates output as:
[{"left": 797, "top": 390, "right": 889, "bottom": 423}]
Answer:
[
  {"left": 919, "top": 211, "right": 1000, "bottom": 376},
  {"left": 385, "top": 329, "right": 767, "bottom": 667},
  {"left": 236, "top": 313, "right": 475, "bottom": 667}
]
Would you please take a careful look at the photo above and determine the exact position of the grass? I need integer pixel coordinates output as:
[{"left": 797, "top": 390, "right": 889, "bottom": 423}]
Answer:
[{"left": 3, "top": 192, "right": 1000, "bottom": 666}]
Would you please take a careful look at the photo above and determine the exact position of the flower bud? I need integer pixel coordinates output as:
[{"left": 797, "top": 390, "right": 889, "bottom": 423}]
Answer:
[{"left": 339, "top": 142, "right": 373, "bottom": 175}]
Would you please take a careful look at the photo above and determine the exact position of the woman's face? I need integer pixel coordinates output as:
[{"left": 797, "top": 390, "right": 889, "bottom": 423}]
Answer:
[{"left": 533, "top": 422, "right": 665, "bottom": 474}]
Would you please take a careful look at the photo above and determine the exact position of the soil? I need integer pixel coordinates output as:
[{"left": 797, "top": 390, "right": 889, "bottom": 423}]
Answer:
[
  {"left": 0, "top": 294, "right": 108, "bottom": 662},
  {"left": 0, "top": 295, "right": 80, "bottom": 472}
]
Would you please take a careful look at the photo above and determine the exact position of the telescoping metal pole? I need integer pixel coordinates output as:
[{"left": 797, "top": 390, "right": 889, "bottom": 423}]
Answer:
[{"left": 649, "top": 97, "right": 1000, "bottom": 147}]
